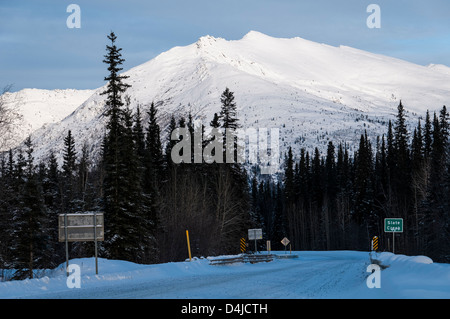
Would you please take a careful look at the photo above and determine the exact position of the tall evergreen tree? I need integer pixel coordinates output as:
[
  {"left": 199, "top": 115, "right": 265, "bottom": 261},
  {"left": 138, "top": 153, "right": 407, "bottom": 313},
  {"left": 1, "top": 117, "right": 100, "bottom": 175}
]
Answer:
[
  {"left": 424, "top": 110, "right": 433, "bottom": 160},
  {"left": 325, "top": 141, "right": 337, "bottom": 199},
  {"left": 143, "top": 102, "right": 163, "bottom": 250},
  {"left": 212, "top": 88, "right": 250, "bottom": 252},
  {"left": 101, "top": 31, "right": 140, "bottom": 261},
  {"left": 144, "top": 102, "right": 164, "bottom": 187},
  {"left": 133, "top": 104, "right": 146, "bottom": 164},
  {"left": 62, "top": 130, "right": 77, "bottom": 178},
  {"left": 411, "top": 120, "right": 424, "bottom": 172},
  {"left": 12, "top": 137, "right": 48, "bottom": 279},
  {"left": 393, "top": 101, "right": 410, "bottom": 181},
  {"left": 62, "top": 130, "right": 77, "bottom": 213},
  {"left": 283, "top": 147, "right": 295, "bottom": 204}
]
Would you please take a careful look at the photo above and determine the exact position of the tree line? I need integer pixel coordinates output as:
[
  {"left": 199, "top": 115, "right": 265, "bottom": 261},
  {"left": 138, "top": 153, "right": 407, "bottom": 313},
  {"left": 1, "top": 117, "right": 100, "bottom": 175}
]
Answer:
[{"left": 276, "top": 102, "right": 449, "bottom": 261}]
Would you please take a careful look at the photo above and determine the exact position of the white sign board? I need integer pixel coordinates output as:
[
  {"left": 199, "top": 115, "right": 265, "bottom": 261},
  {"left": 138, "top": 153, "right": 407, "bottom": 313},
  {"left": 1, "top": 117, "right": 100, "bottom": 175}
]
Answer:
[
  {"left": 281, "top": 237, "right": 290, "bottom": 247},
  {"left": 248, "top": 228, "right": 263, "bottom": 240},
  {"left": 59, "top": 213, "right": 104, "bottom": 242}
]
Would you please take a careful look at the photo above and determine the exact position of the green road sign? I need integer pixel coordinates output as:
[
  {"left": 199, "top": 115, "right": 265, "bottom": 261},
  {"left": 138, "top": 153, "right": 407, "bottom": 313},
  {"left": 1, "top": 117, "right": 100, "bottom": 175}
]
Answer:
[{"left": 384, "top": 218, "right": 403, "bottom": 233}]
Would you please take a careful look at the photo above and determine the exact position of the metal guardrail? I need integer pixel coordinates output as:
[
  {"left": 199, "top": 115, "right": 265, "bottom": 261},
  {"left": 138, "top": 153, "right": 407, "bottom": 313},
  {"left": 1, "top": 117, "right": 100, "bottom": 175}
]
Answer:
[
  {"left": 209, "top": 256, "right": 244, "bottom": 265},
  {"left": 274, "top": 254, "right": 298, "bottom": 259},
  {"left": 244, "top": 254, "right": 274, "bottom": 263},
  {"left": 209, "top": 254, "right": 274, "bottom": 265}
]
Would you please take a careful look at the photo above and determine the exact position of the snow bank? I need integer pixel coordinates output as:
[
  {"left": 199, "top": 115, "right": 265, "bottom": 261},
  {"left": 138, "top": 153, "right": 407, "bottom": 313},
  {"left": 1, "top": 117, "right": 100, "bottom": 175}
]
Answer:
[
  {"left": 359, "top": 252, "right": 450, "bottom": 299},
  {"left": 1, "top": 251, "right": 449, "bottom": 299},
  {"left": 375, "top": 252, "right": 433, "bottom": 266}
]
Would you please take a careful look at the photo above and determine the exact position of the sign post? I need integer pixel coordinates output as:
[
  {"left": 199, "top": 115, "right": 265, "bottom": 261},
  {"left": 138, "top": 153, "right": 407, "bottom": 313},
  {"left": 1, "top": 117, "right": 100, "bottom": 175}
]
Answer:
[
  {"left": 248, "top": 229, "right": 263, "bottom": 253},
  {"left": 384, "top": 218, "right": 403, "bottom": 254},
  {"left": 94, "top": 211, "right": 98, "bottom": 274},
  {"left": 59, "top": 212, "right": 104, "bottom": 275},
  {"left": 281, "top": 237, "right": 290, "bottom": 254},
  {"left": 64, "top": 214, "right": 69, "bottom": 276}
]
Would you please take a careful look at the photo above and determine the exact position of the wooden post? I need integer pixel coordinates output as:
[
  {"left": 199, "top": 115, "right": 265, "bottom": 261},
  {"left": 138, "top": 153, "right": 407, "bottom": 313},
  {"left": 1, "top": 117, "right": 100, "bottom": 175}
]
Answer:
[{"left": 186, "top": 230, "right": 192, "bottom": 261}]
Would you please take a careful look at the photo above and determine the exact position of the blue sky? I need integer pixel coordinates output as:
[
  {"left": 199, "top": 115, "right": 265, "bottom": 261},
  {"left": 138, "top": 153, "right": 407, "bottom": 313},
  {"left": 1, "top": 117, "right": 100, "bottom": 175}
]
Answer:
[{"left": 1, "top": 0, "right": 450, "bottom": 92}]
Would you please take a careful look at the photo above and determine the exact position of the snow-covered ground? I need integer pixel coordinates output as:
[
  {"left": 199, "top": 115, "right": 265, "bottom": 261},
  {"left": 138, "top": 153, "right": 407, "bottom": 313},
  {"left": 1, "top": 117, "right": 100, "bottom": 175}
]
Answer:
[{"left": 1, "top": 251, "right": 449, "bottom": 299}]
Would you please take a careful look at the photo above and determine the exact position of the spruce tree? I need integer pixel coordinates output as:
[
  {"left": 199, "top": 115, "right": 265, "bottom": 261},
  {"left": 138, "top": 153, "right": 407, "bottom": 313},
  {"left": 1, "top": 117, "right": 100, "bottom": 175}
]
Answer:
[
  {"left": 133, "top": 104, "right": 146, "bottom": 164},
  {"left": 353, "top": 133, "right": 374, "bottom": 233},
  {"left": 393, "top": 101, "right": 410, "bottom": 184},
  {"left": 422, "top": 111, "right": 448, "bottom": 261},
  {"left": 411, "top": 120, "right": 424, "bottom": 172},
  {"left": 62, "top": 130, "right": 76, "bottom": 177},
  {"left": 210, "top": 113, "right": 220, "bottom": 128},
  {"left": 0, "top": 150, "right": 15, "bottom": 269},
  {"left": 144, "top": 102, "right": 163, "bottom": 187},
  {"left": 386, "top": 120, "right": 395, "bottom": 179},
  {"left": 62, "top": 130, "right": 77, "bottom": 213},
  {"left": 213, "top": 88, "right": 250, "bottom": 252},
  {"left": 283, "top": 147, "right": 295, "bottom": 204},
  {"left": 219, "top": 88, "right": 239, "bottom": 130},
  {"left": 325, "top": 141, "right": 337, "bottom": 199},
  {"left": 424, "top": 110, "right": 432, "bottom": 160},
  {"left": 12, "top": 137, "right": 48, "bottom": 279},
  {"left": 101, "top": 31, "right": 140, "bottom": 261}
]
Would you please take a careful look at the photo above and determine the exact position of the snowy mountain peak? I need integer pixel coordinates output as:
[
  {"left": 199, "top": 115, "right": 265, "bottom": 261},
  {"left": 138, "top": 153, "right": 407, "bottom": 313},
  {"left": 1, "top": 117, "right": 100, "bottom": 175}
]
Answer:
[
  {"left": 242, "top": 30, "right": 274, "bottom": 40},
  {"left": 196, "top": 34, "right": 221, "bottom": 48}
]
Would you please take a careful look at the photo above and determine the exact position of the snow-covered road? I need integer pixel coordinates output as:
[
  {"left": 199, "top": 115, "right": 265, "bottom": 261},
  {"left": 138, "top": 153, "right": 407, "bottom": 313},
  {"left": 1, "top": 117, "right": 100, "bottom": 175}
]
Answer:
[{"left": 1, "top": 251, "right": 449, "bottom": 299}]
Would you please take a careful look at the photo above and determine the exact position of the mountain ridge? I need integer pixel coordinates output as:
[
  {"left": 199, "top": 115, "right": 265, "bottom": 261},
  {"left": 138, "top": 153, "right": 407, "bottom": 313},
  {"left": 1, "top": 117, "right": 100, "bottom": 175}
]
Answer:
[{"left": 2, "top": 31, "right": 449, "bottom": 166}]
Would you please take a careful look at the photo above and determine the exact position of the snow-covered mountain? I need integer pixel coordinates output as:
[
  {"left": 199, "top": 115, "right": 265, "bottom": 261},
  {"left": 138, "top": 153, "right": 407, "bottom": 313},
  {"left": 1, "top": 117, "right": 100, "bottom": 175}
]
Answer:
[
  {"left": 0, "top": 88, "right": 94, "bottom": 152},
  {"left": 5, "top": 31, "right": 450, "bottom": 165}
]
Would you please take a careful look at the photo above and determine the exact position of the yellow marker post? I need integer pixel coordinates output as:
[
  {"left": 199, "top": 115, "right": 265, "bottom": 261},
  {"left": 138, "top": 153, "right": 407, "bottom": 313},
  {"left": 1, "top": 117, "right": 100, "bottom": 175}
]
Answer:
[
  {"left": 372, "top": 236, "right": 379, "bottom": 251},
  {"left": 240, "top": 238, "right": 247, "bottom": 253},
  {"left": 186, "top": 230, "right": 192, "bottom": 261}
]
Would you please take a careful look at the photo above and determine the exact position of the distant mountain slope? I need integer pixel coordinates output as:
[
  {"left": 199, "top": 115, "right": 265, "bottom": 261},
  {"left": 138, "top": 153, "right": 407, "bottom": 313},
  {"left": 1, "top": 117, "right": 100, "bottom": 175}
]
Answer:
[
  {"left": 0, "top": 88, "right": 94, "bottom": 151},
  {"left": 5, "top": 31, "right": 450, "bottom": 165}
]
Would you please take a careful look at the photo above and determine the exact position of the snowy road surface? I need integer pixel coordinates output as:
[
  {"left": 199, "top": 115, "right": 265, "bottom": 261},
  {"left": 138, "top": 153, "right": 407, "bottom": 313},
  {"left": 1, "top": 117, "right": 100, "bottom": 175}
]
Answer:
[{"left": 1, "top": 251, "right": 449, "bottom": 299}]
